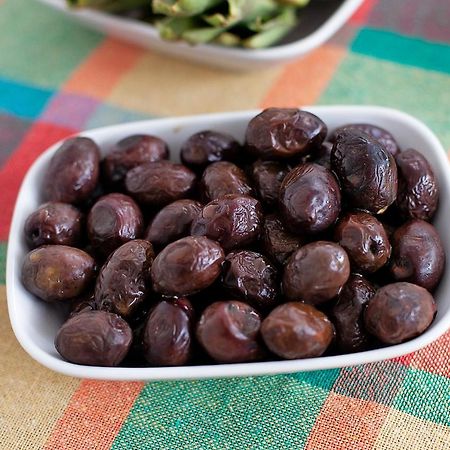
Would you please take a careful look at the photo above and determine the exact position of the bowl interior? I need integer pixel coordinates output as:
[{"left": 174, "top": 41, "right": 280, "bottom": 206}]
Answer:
[
  {"left": 281, "top": 0, "right": 346, "bottom": 45},
  {"left": 7, "top": 106, "right": 450, "bottom": 380}
]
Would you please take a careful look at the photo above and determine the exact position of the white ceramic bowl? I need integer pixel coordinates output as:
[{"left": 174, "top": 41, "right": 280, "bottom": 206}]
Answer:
[
  {"left": 7, "top": 106, "right": 450, "bottom": 381},
  {"left": 36, "top": 0, "right": 363, "bottom": 70}
]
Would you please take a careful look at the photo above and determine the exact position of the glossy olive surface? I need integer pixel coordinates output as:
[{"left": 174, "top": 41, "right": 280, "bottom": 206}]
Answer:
[
  {"left": 145, "top": 199, "right": 202, "bottom": 248},
  {"left": 142, "top": 299, "right": 193, "bottom": 366},
  {"left": 22, "top": 245, "right": 96, "bottom": 302},
  {"left": 200, "top": 161, "right": 253, "bottom": 201},
  {"left": 246, "top": 108, "right": 327, "bottom": 159},
  {"left": 196, "top": 301, "right": 263, "bottom": 363},
  {"left": 42, "top": 137, "right": 100, "bottom": 204},
  {"left": 180, "top": 130, "right": 240, "bottom": 170},
  {"left": 125, "top": 161, "right": 196, "bottom": 206},
  {"left": 283, "top": 241, "right": 350, "bottom": 304},
  {"left": 331, "top": 129, "right": 398, "bottom": 214},
  {"left": 279, "top": 163, "right": 341, "bottom": 234},
  {"left": 191, "top": 194, "right": 263, "bottom": 251},
  {"left": 364, "top": 282, "right": 436, "bottom": 344},
  {"left": 332, "top": 123, "right": 400, "bottom": 156},
  {"left": 151, "top": 236, "right": 224, "bottom": 296},
  {"left": 222, "top": 250, "right": 278, "bottom": 310},
  {"left": 87, "top": 193, "right": 143, "bottom": 257},
  {"left": 55, "top": 310, "right": 132, "bottom": 366},
  {"left": 332, "top": 274, "right": 375, "bottom": 352},
  {"left": 24, "top": 202, "right": 83, "bottom": 249},
  {"left": 334, "top": 211, "right": 391, "bottom": 273},
  {"left": 261, "top": 303, "right": 334, "bottom": 359},
  {"left": 102, "top": 134, "right": 169, "bottom": 188},
  {"left": 95, "top": 240, "right": 154, "bottom": 319},
  {"left": 390, "top": 220, "right": 445, "bottom": 291},
  {"left": 251, "top": 160, "right": 289, "bottom": 207},
  {"left": 395, "top": 148, "right": 439, "bottom": 221}
]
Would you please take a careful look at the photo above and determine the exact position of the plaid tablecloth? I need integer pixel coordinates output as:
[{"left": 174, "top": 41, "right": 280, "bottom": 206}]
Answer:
[{"left": 1, "top": 0, "right": 450, "bottom": 448}]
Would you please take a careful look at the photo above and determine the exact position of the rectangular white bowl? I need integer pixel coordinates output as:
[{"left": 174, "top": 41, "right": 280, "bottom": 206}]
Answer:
[
  {"left": 7, "top": 106, "right": 450, "bottom": 381},
  {"left": 36, "top": 0, "right": 363, "bottom": 70}
]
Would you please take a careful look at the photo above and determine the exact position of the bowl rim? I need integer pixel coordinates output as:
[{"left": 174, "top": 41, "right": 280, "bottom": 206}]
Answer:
[
  {"left": 35, "top": 0, "right": 364, "bottom": 61},
  {"left": 7, "top": 105, "right": 450, "bottom": 381}
]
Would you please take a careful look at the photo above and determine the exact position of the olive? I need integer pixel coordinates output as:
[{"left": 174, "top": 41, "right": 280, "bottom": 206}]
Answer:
[
  {"left": 196, "top": 301, "right": 263, "bottom": 363},
  {"left": 279, "top": 163, "right": 341, "bottom": 234},
  {"left": 260, "top": 214, "right": 304, "bottom": 265},
  {"left": 251, "top": 160, "right": 289, "bottom": 207},
  {"left": 87, "top": 193, "right": 143, "bottom": 257},
  {"left": 261, "top": 303, "right": 334, "bottom": 359},
  {"left": 24, "top": 202, "right": 83, "bottom": 249},
  {"left": 102, "top": 134, "right": 169, "bottom": 188},
  {"left": 69, "top": 292, "right": 96, "bottom": 318},
  {"left": 395, "top": 148, "right": 439, "bottom": 221},
  {"left": 332, "top": 123, "right": 400, "bottom": 156},
  {"left": 364, "top": 282, "right": 436, "bottom": 344},
  {"left": 283, "top": 241, "right": 350, "bottom": 304},
  {"left": 142, "top": 299, "right": 193, "bottom": 366},
  {"left": 22, "top": 245, "right": 96, "bottom": 302},
  {"left": 145, "top": 199, "right": 202, "bottom": 248},
  {"left": 334, "top": 211, "right": 391, "bottom": 273},
  {"left": 222, "top": 250, "right": 278, "bottom": 310},
  {"left": 246, "top": 108, "right": 327, "bottom": 159},
  {"left": 331, "top": 129, "right": 398, "bottom": 214},
  {"left": 55, "top": 310, "right": 132, "bottom": 366},
  {"left": 125, "top": 161, "right": 196, "bottom": 206},
  {"left": 190, "top": 194, "right": 263, "bottom": 251},
  {"left": 151, "top": 236, "right": 224, "bottom": 296},
  {"left": 180, "top": 130, "right": 240, "bottom": 171},
  {"left": 200, "top": 161, "right": 253, "bottom": 201},
  {"left": 95, "top": 240, "right": 154, "bottom": 319},
  {"left": 332, "top": 274, "right": 375, "bottom": 352},
  {"left": 390, "top": 220, "right": 445, "bottom": 291},
  {"left": 42, "top": 137, "right": 100, "bottom": 204},
  {"left": 312, "top": 141, "right": 333, "bottom": 170}
]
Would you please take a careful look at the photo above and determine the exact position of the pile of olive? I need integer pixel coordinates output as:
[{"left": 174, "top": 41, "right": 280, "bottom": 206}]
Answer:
[{"left": 21, "top": 108, "right": 445, "bottom": 367}]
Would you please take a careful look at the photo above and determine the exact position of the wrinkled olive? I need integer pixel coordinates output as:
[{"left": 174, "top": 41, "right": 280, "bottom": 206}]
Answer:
[
  {"left": 200, "top": 161, "right": 253, "bottom": 201},
  {"left": 125, "top": 161, "right": 196, "bottom": 206},
  {"left": 251, "top": 160, "right": 289, "bottom": 207},
  {"left": 364, "top": 282, "right": 436, "bottom": 344},
  {"left": 390, "top": 220, "right": 445, "bottom": 291},
  {"left": 191, "top": 194, "right": 263, "bottom": 251},
  {"left": 331, "top": 129, "right": 398, "bottom": 214},
  {"left": 222, "top": 250, "right": 278, "bottom": 310},
  {"left": 334, "top": 211, "right": 391, "bottom": 273},
  {"left": 246, "top": 108, "right": 327, "bottom": 159},
  {"left": 261, "top": 303, "right": 334, "bottom": 359},
  {"left": 283, "top": 241, "right": 350, "bottom": 304},
  {"left": 260, "top": 214, "right": 303, "bottom": 265},
  {"left": 180, "top": 130, "right": 240, "bottom": 171},
  {"left": 24, "top": 202, "right": 83, "bottom": 249},
  {"left": 22, "top": 245, "right": 95, "bottom": 302},
  {"left": 43, "top": 137, "right": 100, "bottom": 204},
  {"left": 87, "top": 193, "right": 143, "bottom": 257},
  {"left": 142, "top": 299, "right": 193, "bottom": 366},
  {"left": 196, "top": 301, "right": 263, "bottom": 363},
  {"left": 95, "top": 240, "right": 154, "bottom": 319},
  {"left": 102, "top": 134, "right": 169, "bottom": 188},
  {"left": 151, "top": 236, "right": 224, "bottom": 296},
  {"left": 332, "top": 274, "right": 375, "bottom": 352},
  {"left": 55, "top": 310, "right": 132, "bottom": 366},
  {"left": 279, "top": 163, "right": 341, "bottom": 234},
  {"left": 332, "top": 123, "right": 400, "bottom": 156},
  {"left": 395, "top": 148, "right": 439, "bottom": 221},
  {"left": 145, "top": 199, "right": 202, "bottom": 248}
]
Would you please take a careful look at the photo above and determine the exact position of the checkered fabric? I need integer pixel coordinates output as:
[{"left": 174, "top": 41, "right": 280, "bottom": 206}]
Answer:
[{"left": 1, "top": 1, "right": 450, "bottom": 449}]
